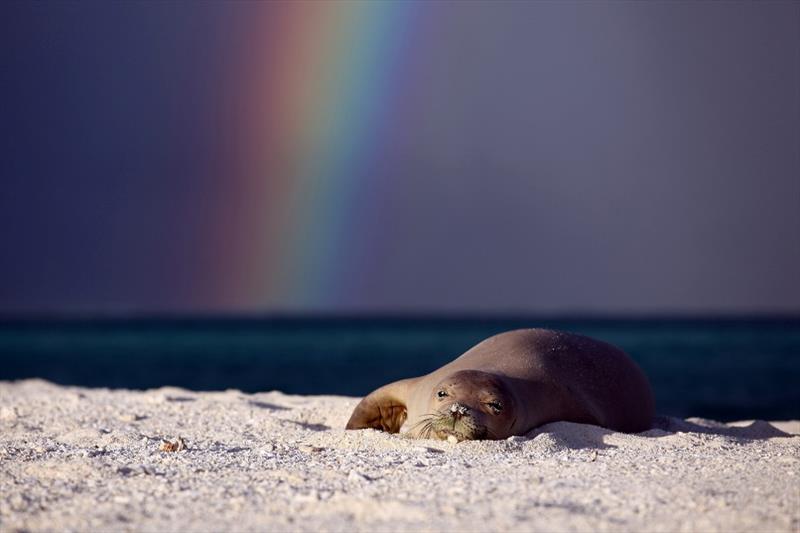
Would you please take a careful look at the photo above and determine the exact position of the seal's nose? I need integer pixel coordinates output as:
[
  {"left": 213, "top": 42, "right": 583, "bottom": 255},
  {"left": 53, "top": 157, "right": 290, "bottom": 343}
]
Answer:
[{"left": 449, "top": 403, "right": 469, "bottom": 419}]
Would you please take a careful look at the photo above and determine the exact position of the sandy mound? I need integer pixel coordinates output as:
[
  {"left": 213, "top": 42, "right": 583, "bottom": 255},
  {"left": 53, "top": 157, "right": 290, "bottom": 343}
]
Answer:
[{"left": 1, "top": 380, "right": 797, "bottom": 532}]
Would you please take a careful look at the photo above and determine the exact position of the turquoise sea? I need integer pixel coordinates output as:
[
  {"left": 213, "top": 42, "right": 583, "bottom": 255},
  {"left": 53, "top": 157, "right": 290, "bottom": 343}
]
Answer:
[{"left": 1, "top": 316, "right": 798, "bottom": 421}]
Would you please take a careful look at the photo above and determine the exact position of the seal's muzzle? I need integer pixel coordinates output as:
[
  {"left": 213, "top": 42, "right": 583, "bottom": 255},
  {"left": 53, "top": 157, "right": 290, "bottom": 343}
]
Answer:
[{"left": 449, "top": 403, "right": 470, "bottom": 419}]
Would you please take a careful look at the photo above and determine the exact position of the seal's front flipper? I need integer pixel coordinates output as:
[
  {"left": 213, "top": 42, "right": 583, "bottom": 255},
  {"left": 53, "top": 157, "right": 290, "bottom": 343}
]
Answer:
[{"left": 345, "top": 378, "right": 417, "bottom": 433}]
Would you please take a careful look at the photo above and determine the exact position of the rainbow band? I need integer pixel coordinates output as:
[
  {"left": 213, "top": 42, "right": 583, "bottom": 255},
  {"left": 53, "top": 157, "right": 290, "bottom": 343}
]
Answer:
[{"left": 227, "top": 2, "right": 419, "bottom": 310}]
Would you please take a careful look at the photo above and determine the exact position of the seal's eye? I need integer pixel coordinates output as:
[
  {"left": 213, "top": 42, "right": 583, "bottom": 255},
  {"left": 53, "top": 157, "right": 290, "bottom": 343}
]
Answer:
[
  {"left": 486, "top": 401, "right": 503, "bottom": 413},
  {"left": 436, "top": 390, "right": 448, "bottom": 399}
]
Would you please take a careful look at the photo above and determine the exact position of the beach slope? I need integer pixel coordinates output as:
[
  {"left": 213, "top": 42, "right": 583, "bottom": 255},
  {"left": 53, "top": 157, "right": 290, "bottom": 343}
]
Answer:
[{"left": 1, "top": 380, "right": 797, "bottom": 532}]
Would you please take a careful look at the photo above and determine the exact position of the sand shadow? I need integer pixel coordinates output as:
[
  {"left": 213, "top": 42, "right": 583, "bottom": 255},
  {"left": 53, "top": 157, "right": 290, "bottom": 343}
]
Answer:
[
  {"left": 223, "top": 446, "right": 251, "bottom": 453},
  {"left": 247, "top": 399, "right": 290, "bottom": 411},
  {"left": 282, "top": 419, "right": 331, "bottom": 432},
  {"left": 648, "top": 416, "right": 793, "bottom": 440},
  {"left": 524, "top": 416, "right": 793, "bottom": 450},
  {"left": 165, "top": 395, "right": 196, "bottom": 403}
]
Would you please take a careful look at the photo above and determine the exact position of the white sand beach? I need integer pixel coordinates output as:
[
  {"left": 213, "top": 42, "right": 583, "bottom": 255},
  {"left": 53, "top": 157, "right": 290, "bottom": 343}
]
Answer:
[{"left": 1, "top": 379, "right": 797, "bottom": 532}]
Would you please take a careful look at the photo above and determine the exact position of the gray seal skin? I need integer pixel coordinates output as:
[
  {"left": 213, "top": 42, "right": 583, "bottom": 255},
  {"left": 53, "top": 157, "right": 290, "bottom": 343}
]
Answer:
[{"left": 346, "top": 329, "right": 654, "bottom": 440}]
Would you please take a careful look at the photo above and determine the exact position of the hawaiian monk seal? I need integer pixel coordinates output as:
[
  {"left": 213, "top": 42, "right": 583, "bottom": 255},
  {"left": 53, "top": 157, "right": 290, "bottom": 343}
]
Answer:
[{"left": 346, "top": 329, "right": 654, "bottom": 440}]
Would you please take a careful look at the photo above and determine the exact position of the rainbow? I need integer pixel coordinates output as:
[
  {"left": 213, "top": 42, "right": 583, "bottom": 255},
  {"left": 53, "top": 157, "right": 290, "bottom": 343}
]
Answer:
[{"left": 213, "top": 1, "right": 422, "bottom": 311}]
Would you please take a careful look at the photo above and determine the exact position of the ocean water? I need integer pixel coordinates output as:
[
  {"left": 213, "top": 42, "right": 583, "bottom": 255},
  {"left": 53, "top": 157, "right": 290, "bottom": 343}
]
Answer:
[{"left": 1, "top": 316, "right": 798, "bottom": 421}]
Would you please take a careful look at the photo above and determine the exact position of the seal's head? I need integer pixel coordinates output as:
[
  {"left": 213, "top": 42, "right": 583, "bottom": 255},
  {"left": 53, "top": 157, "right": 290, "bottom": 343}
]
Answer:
[{"left": 414, "top": 370, "right": 517, "bottom": 441}]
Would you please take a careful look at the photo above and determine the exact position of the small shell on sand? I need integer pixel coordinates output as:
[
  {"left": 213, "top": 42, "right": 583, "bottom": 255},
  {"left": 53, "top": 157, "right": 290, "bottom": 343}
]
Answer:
[{"left": 159, "top": 437, "right": 187, "bottom": 452}]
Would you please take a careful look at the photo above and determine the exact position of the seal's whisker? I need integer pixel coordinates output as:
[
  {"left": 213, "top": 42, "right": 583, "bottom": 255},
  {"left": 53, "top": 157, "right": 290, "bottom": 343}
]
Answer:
[
  {"left": 407, "top": 419, "right": 426, "bottom": 431},
  {"left": 409, "top": 415, "right": 440, "bottom": 439},
  {"left": 407, "top": 413, "right": 440, "bottom": 433}
]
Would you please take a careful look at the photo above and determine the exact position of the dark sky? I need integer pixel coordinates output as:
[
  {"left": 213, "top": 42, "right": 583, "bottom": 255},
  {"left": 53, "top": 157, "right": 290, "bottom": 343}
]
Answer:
[{"left": 1, "top": 1, "right": 798, "bottom": 315}]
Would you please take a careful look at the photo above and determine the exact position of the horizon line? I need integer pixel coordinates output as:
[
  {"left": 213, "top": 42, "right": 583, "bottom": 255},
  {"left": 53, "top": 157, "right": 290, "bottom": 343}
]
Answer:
[{"left": 1, "top": 310, "right": 798, "bottom": 325}]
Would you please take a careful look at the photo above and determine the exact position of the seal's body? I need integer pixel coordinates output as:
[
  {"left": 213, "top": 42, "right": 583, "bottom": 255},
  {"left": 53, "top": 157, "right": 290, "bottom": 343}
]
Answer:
[{"left": 346, "top": 329, "right": 654, "bottom": 440}]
